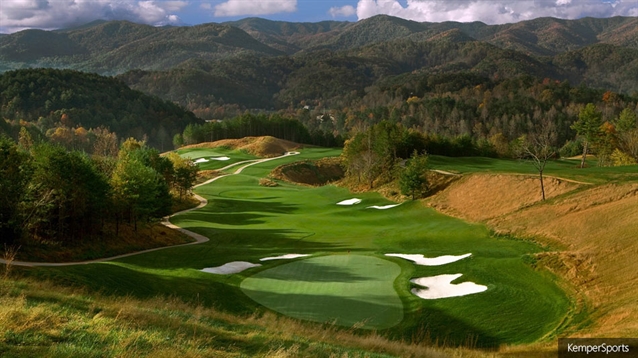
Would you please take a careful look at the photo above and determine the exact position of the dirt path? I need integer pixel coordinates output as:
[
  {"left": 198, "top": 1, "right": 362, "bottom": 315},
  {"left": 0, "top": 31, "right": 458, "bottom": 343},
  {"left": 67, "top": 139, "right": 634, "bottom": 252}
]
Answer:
[
  {"left": 1, "top": 152, "right": 299, "bottom": 267},
  {"left": 430, "top": 169, "right": 461, "bottom": 176}
]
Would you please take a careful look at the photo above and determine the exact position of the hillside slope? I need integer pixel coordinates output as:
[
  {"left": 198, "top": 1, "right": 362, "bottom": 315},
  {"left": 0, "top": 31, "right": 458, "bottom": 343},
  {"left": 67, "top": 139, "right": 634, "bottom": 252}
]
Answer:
[{"left": 428, "top": 174, "right": 638, "bottom": 337}]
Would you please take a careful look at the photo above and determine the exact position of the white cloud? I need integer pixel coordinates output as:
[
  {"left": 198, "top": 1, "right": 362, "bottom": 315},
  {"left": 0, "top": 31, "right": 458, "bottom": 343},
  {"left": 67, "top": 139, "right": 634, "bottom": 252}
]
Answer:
[
  {"left": 214, "top": 0, "right": 297, "bottom": 17},
  {"left": 355, "top": 0, "right": 638, "bottom": 24},
  {"left": 0, "top": 0, "right": 185, "bottom": 33},
  {"left": 329, "top": 5, "right": 356, "bottom": 18}
]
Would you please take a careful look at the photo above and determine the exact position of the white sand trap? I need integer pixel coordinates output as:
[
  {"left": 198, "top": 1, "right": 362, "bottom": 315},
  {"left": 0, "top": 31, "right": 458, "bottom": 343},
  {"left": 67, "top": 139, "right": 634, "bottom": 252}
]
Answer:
[
  {"left": 201, "top": 261, "right": 261, "bottom": 274},
  {"left": 385, "top": 253, "right": 472, "bottom": 266},
  {"left": 367, "top": 204, "right": 400, "bottom": 210},
  {"left": 259, "top": 254, "right": 310, "bottom": 261},
  {"left": 210, "top": 156, "right": 230, "bottom": 161},
  {"left": 337, "top": 198, "right": 361, "bottom": 205},
  {"left": 410, "top": 274, "right": 487, "bottom": 299},
  {"left": 194, "top": 158, "right": 209, "bottom": 163}
]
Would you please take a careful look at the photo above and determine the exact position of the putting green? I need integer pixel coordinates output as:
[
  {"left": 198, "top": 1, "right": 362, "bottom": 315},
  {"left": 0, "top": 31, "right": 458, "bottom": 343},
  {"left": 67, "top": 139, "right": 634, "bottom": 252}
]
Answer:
[{"left": 240, "top": 255, "right": 404, "bottom": 329}]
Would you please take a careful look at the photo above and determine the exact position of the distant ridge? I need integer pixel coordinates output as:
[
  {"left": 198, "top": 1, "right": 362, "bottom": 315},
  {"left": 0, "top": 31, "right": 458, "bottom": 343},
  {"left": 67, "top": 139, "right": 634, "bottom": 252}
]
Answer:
[{"left": 1, "top": 15, "right": 636, "bottom": 106}]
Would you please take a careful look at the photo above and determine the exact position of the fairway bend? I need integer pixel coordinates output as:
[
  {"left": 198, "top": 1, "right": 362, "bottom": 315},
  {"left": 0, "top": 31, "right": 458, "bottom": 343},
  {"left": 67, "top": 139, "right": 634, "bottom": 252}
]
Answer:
[{"left": 1, "top": 151, "right": 300, "bottom": 267}]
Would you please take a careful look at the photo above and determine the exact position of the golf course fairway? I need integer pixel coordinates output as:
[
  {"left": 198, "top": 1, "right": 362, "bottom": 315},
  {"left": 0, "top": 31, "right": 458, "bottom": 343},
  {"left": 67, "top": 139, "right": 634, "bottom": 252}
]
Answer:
[
  {"left": 241, "top": 255, "right": 403, "bottom": 329},
  {"left": 29, "top": 147, "right": 571, "bottom": 347}
]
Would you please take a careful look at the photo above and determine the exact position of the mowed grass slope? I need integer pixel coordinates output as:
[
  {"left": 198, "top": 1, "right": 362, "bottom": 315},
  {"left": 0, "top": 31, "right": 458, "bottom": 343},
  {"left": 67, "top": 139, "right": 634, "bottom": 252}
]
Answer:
[{"left": 20, "top": 148, "right": 569, "bottom": 348}]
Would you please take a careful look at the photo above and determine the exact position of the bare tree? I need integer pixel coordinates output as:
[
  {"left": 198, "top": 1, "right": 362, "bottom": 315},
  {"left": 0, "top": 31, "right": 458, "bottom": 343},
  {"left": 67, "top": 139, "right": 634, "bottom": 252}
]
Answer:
[{"left": 516, "top": 115, "right": 557, "bottom": 201}]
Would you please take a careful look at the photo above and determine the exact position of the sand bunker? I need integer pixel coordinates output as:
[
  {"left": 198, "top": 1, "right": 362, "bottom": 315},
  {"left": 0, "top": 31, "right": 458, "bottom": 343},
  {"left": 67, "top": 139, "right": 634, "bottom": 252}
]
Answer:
[
  {"left": 201, "top": 261, "right": 261, "bottom": 274},
  {"left": 410, "top": 274, "right": 487, "bottom": 299},
  {"left": 210, "top": 156, "right": 230, "bottom": 161},
  {"left": 367, "top": 204, "right": 400, "bottom": 210},
  {"left": 194, "top": 158, "right": 209, "bottom": 163},
  {"left": 385, "top": 253, "right": 472, "bottom": 266},
  {"left": 337, "top": 198, "right": 361, "bottom": 205},
  {"left": 260, "top": 254, "right": 310, "bottom": 261}
]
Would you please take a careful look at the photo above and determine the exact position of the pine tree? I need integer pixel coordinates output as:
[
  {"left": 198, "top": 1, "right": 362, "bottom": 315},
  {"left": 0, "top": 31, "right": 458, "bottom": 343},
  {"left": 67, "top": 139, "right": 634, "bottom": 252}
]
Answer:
[{"left": 399, "top": 151, "right": 429, "bottom": 200}]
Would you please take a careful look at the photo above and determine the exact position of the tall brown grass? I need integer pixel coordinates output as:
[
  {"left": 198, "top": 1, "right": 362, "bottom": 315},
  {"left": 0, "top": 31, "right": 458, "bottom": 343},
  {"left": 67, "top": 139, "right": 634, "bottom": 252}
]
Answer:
[
  {"left": 429, "top": 174, "right": 638, "bottom": 339},
  {"left": 0, "top": 276, "right": 528, "bottom": 358},
  {"left": 2, "top": 244, "right": 20, "bottom": 279}
]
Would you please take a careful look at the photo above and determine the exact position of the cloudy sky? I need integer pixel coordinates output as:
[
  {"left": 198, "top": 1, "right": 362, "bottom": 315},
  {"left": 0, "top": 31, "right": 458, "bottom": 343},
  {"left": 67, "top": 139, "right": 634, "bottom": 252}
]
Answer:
[{"left": 1, "top": 0, "right": 637, "bottom": 33}]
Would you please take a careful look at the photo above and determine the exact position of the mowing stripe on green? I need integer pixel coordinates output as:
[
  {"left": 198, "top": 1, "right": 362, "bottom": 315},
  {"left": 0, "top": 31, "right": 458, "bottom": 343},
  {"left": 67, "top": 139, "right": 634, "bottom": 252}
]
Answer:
[{"left": 241, "top": 255, "right": 404, "bottom": 329}]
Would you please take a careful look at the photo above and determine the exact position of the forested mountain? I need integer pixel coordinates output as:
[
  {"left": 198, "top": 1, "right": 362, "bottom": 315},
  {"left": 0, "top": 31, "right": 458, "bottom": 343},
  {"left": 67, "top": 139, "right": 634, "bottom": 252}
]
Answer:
[
  {"left": 224, "top": 18, "right": 352, "bottom": 54},
  {"left": 0, "top": 21, "right": 285, "bottom": 74},
  {"left": 1, "top": 15, "right": 637, "bottom": 125},
  {"left": 2, "top": 15, "right": 636, "bottom": 112},
  {"left": 0, "top": 69, "right": 200, "bottom": 150}
]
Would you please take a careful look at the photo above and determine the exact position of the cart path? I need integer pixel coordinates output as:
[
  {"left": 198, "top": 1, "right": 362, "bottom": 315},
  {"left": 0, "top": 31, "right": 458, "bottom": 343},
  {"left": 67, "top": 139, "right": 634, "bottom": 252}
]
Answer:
[
  {"left": 1, "top": 151, "right": 300, "bottom": 267},
  {"left": 431, "top": 169, "right": 593, "bottom": 185}
]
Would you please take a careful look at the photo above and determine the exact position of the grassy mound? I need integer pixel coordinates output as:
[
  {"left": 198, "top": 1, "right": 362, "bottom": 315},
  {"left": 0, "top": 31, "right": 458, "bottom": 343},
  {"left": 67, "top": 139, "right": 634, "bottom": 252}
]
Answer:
[
  {"left": 270, "top": 157, "right": 344, "bottom": 186},
  {"left": 179, "top": 136, "right": 303, "bottom": 158},
  {"left": 241, "top": 255, "right": 403, "bottom": 329}
]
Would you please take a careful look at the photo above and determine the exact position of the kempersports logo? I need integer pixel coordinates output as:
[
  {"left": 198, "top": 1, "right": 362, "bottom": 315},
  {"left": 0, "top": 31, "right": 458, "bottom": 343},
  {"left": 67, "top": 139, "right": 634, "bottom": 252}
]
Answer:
[{"left": 559, "top": 338, "right": 638, "bottom": 357}]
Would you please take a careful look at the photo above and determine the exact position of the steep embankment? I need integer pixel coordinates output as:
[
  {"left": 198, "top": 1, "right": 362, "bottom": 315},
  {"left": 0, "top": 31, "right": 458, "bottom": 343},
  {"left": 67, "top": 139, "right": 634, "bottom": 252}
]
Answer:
[
  {"left": 428, "top": 174, "right": 638, "bottom": 337},
  {"left": 179, "top": 136, "right": 303, "bottom": 158},
  {"left": 428, "top": 174, "right": 580, "bottom": 222}
]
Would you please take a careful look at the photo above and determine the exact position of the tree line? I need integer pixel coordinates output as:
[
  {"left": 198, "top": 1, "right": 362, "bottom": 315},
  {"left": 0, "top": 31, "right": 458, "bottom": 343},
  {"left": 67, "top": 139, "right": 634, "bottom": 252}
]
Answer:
[
  {"left": 341, "top": 101, "right": 638, "bottom": 201},
  {"left": 0, "top": 134, "right": 198, "bottom": 246},
  {"left": 175, "top": 112, "right": 344, "bottom": 148}
]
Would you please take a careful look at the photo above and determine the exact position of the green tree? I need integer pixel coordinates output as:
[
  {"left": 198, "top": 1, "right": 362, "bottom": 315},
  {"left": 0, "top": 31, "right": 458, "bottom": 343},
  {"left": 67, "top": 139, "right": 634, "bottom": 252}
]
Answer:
[
  {"left": 572, "top": 103, "right": 603, "bottom": 168},
  {"left": 27, "top": 144, "right": 109, "bottom": 242},
  {"left": 0, "top": 136, "right": 31, "bottom": 244},
  {"left": 111, "top": 157, "right": 170, "bottom": 232},
  {"left": 400, "top": 151, "right": 429, "bottom": 200},
  {"left": 615, "top": 108, "right": 638, "bottom": 161},
  {"left": 173, "top": 133, "right": 184, "bottom": 148},
  {"left": 111, "top": 140, "right": 173, "bottom": 232}
]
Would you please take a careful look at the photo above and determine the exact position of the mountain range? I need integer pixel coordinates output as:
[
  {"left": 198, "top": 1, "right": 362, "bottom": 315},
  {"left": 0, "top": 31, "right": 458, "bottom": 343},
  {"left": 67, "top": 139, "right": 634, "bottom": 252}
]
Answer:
[{"left": 1, "top": 15, "right": 637, "bottom": 109}]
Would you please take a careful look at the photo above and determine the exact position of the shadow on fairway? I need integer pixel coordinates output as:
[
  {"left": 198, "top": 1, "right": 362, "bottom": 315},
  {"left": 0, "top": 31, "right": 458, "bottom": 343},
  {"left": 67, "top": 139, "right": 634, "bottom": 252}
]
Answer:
[
  {"left": 110, "top": 227, "right": 362, "bottom": 270},
  {"left": 388, "top": 304, "right": 504, "bottom": 349},
  {"left": 29, "top": 262, "right": 259, "bottom": 315},
  {"left": 240, "top": 289, "right": 502, "bottom": 347},
  {"left": 185, "top": 212, "right": 269, "bottom": 226},
  {"left": 203, "top": 198, "right": 300, "bottom": 215},
  {"left": 241, "top": 288, "right": 402, "bottom": 329},
  {"left": 172, "top": 198, "right": 300, "bottom": 226}
]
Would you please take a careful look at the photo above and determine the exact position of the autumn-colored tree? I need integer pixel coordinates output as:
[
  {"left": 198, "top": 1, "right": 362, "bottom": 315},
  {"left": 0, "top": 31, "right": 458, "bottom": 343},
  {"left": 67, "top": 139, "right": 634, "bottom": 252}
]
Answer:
[
  {"left": 167, "top": 152, "right": 198, "bottom": 199},
  {"left": 18, "top": 126, "right": 34, "bottom": 150},
  {"left": 596, "top": 122, "right": 617, "bottom": 166},
  {"left": 91, "top": 126, "right": 118, "bottom": 158}
]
